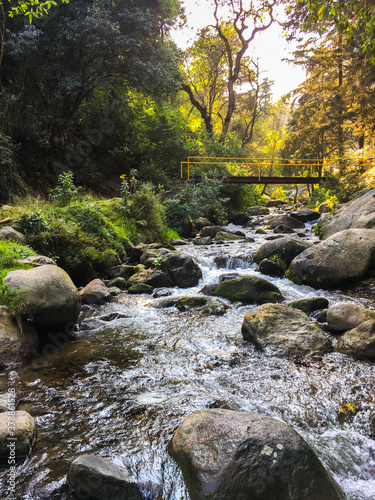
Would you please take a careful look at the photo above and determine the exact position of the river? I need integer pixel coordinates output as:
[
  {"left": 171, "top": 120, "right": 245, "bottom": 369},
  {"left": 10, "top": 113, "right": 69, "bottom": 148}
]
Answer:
[{"left": 0, "top": 217, "right": 375, "bottom": 499}]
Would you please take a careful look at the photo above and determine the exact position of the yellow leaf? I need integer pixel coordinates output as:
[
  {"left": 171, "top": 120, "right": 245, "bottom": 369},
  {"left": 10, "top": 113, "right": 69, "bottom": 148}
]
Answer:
[{"left": 345, "top": 404, "right": 356, "bottom": 413}]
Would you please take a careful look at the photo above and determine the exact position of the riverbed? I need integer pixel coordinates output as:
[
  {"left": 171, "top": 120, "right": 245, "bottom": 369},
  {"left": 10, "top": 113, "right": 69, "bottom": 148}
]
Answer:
[{"left": 1, "top": 218, "right": 374, "bottom": 499}]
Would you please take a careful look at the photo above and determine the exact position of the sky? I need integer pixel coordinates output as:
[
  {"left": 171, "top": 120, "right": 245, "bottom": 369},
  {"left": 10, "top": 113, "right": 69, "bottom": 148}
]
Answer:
[{"left": 171, "top": 0, "right": 306, "bottom": 101}]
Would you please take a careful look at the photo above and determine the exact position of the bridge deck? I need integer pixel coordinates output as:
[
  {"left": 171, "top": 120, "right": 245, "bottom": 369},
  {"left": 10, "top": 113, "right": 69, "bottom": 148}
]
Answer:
[{"left": 189, "top": 176, "right": 327, "bottom": 184}]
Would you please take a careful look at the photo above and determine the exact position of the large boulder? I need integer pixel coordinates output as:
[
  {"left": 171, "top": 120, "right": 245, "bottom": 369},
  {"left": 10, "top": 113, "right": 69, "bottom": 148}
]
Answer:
[
  {"left": 286, "top": 229, "right": 375, "bottom": 288},
  {"left": 161, "top": 254, "right": 202, "bottom": 288},
  {"left": 353, "top": 212, "right": 375, "bottom": 229},
  {"left": 67, "top": 455, "right": 142, "bottom": 500},
  {"left": 200, "top": 225, "right": 223, "bottom": 238},
  {"left": 79, "top": 279, "right": 112, "bottom": 306},
  {"left": 241, "top": 303, "right": 332, "bottom": 357},
  {"left": 318, "top": 189, "right": 375, "bottom": 237},
  {"left": 214, "top": 276, "right": 283, "bottom": 304},
  {"left": 0, "top": 226, "right": 27, "bottom": 245},
  {"left": 327, "top": 302, "right": 375, "bottom": 332},
  {"left": 336, "top": 320, "right": 375, "bottom": 361},
  {"left": 4, "top": 265, "right": 80, "bottom": 329},
  {"left": 0, "top": 306, "right": 39, "bottom": 366},
  {"left": 253, "top": 235, "right": 312, "bottom": 266},
  {"left": 228, "top": 213, "right": 252, "bottom": 226},
  {"left": 289, "top": 208, "right": 320, "bottom": 223},
  {"left": 247, "top": 206, "right": 270, "bottom": 216},
  {"left": 0, "top": 411, "right": 36, "bottom": 458},
  {"left": 169, "top": 409, "right": 344, "bottom": 500},
  {"left": 264, "top": 215, "right": 305, "bottom": 230},
  {"left": 18, "top": 255, "right": 56, "bottom": 267}
]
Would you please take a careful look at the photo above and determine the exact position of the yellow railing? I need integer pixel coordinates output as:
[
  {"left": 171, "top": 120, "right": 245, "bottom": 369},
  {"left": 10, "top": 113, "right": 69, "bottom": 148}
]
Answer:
[{"left": 180, "top": 157, "right": 335, "bottom": 181}]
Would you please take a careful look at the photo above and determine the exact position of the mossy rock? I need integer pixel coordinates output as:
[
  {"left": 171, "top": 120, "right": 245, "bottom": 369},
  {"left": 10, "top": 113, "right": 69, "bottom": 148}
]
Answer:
[
  {"left": 128, "top": 284, "right": 154, "bottom": 295},
  {"left": 288, "top": 297, "right": 329, "bottom": 315},
  {"left": 214, "top": 276, "right": 283, "bottom": 304}
]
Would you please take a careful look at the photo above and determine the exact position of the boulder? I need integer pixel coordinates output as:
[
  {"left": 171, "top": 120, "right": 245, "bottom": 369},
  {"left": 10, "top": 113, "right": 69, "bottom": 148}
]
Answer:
[
  {"left": 0, "top": 410, "right": 36, "bottom": 458},
  {"left": 18, "top": 255, "right": 56, "bottom": 266},
  {"left": 247, "top": 206, "right": 270, "bottom": 216},
  {"left": 264, "top": 215, "right": 305, "bottom": 229},
  {"left": 126, "top": 269, "right": 154, "bottom": 288},
  {"left": 289, "top": 208, "right": 320, "bottom": 223},
  {"left": 161, "top": 254, "right": 202, "bottom": 288},
  {"left": 180, "top": 215, "right": 194, "bottom": 238},
  {"left": 336, "top": 320, "right": 375, "bottom": 361},
  {"left": 107, "top": 277, "right": 128, "bottom": 290},
  {"left": 215, "top": 231, "right": 243, "bottom": 241},
  {"left": 318, "top": 189, "right": 375, "bottom": 237},
  {"left": 4, "top": 265, "right": 80, "bottom": 329},
  {"left": 266, "top": 200, "right": 289, "bottom": 207},
  {"left": 288, "top": 297, "right": 329, "bottom": 316},
  {"left": 193, "top": 236, "right": 212, "bottom": 245},
  {"left": 140, "top": 247, "right": 172, "bottom": 266},
  {"left": 200, "top": 225, "right": 223, "bottom": 238},
  {"left": 228, "top": 213, "right": 252, "bottom": 225},
  {"left": 0, "top": 306, "right": 39, "bottom": 366},
  {"left": 318, "top": 203, "right": 332, "bottom": 214},
  {"left": 253, "top": 235, "right": 312, "bottom": 266},
  {"left": 258, "top": 258, "right": 285, "bottom": 277},
  {"left": 215, "top": 276, "right": 283, "bottom": 304},
  {"left": 0, "top": 226, "right": 27, "bottom": 245},
  {"left": 67, "top": 455, "right": 142, "bottom": 500},
  {"left": 105, "top": 264, "right": 142, "bottom": 281},
  {"left": 194, "top": 217, "right": 211, "bottom": 231},
  {"left": 286, "top": 229, "right": 375, "bottom": 288},
  {"left": 327, "top": 302, "right": 375, "bottom": 332},
  {"left": 128, "top": 284, "right": 154, "bottom": 294},
  {"left": 169, "top": 409, "right": 344, "bottom": 500},
  {"left": 274, "top": 225, "right": 295, "bottom": 234},
  {"left": 79, "top": 279, "right": 112, "bottom": 305},
  {"left": 241, "top": 303, "right": 332, "bottom": 357},
  {"left": 353, "top": 212, "right": 375, "bottom": 229},
  {"left": 145, "top": 270, "right": 173, "bottom": 288}
]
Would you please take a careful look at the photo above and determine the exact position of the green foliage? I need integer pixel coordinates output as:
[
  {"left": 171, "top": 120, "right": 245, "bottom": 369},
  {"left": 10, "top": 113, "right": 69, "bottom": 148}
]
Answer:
[
  {"left": 269, "top": 254, "right": 288, "bottom": 271},
  {"left": 15, "top": 211, "right": 50, "bottom": 235},
  {"left": 307, "top": 187, "right": 338, "bottom": 209},
  {"left": 0, "top": 133, "right": 25, "bottom": 204},
  {"left": 220, "top": 184, "right": 261, "bottom": 212},
  {"left": 50, "top": 172, "right": 78, "bottom": 206},
  {"left": 181, "top": 176, "right": 229, "bottom": 222},
  {"left": 7, "top": 0, "right": 70, "bottom": 23},
  {"left": 271, "top": 187, "right": 289, "bottom": 201}
]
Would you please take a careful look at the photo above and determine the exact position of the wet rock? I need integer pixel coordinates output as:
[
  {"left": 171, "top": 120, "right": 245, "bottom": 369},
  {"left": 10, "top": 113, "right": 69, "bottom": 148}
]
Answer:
[
  {"left": 264, "top": 235, "right": 284, "bottom": 241},
  {"left": 79, "top": 279, "right": 112, "bottom": 306},
  {"left": 199, "top": 284, "right": 218, "bottom": 296},
  {"left": 286, "top": 229, "right": 375, "bottom": 289},
  {"left": 258, "top": 258, "right": 285, "bottom": 277},
  {"left": 264, "top": 215, "right": 305, "bottom": 229},
  {"left": 105, "top": 264, "right": 142, "bottom": 281},
  {"left": 18, "top": 255, "right": 57, "bottom": 266},
  {"left": 108, "top": 287, "right": 122, "bottom": 296},
  {"left": 201, "top": 298, "right": 230, "bottom": 316},
  {"left": 128, "top": 284, "right": 153, "bottom": 295},
  {"left": 256, "top": 228, "right": 267, "bottom": 234},
  {"left": 289, "top": 208, "right": 320, "bottom": 223},
  {"left": 266, "top": 199, "right": 289, "bottom": 207},
  {"left": 215, "top": 276, "right": 283, "bottom": 304},
  {"left": 169, "top": 239, "right": 188, "bottom": 246},
  {"left": 161, "top": 253, "right": 202, "bottom": 288},
  {"left": 200, "top": 225, "right": 223, "bottom": 238},
  {"left": 0, "top": 226, "right": 27, "bottom": 245},
  {"left": 152, "top": 288, "right": 172, "bottom": 298},
  {"left": 0, "top": 306, "right": 39, "bottom": 367},
  {"left": 228, "top": 213, "right": 251, "bottom": 226},
  {"left": 4, "top": 265, "right": 80, "bottom": 329},
  {"left": 0, "top": 411, "right": 36, "bottom": 458},
  {"left": 336, "top": 319, "right": 375, "bottom": 361},
  {"left": 176, "top": 296, "right": 208, "bottom": 310},
  {"left": 288, "top": 297, "right": 329, "bottom": 316},
  {"left": 67, "top": 454, "right": 142, "bottom": 500},
  {"left": 254, "top": 235, "right": 311, "bottom": 266},
  {"left": 274, "top": 224, "right": 295, "bottom": 234},
  {"left": 214, "top": 255, "right": 229, "bottom": 268},
  {"left": 152, "top": 298, "right": 178, "bottom": 309},
  {"left": 107, "top": 277, "right": 128, "bottom": 290},
  {"left": 169, "top": 409, "right": 344, "bottom": 500},
  {"left": 219, "top": 272, "right": 240, "bottom": 283},
  {"left": 318, "top": 202, "right": 332, "bottom": 214},
  {"left": 242, "top": 303, "right": 332, "bottom": 357},
  {"left": 327, "top": 302, "right": 375, "bottom": 332},
  {"left": 126, "top": 269, "right": 154, "bottom": 287},
  {"left": 193, "top": 236, "right": 212, "bottom": 245},
  {"left": 140, "top": 247, "right": 172, "bottom": 266},
  {"left": 247, "top": 206, "right": 270, "bottom": 216},
  {"left": 194, "top": 217, "right": 211, "bottom": 231},
  {"left": 370, "top": 409, "right": 375, "bottom": 439},
  {"left": 145, "top": 270, "right": 173, "bottom": 288},
  {"left": 99, "top": 312, "right": 129, "bottom": 322},
  {"left": 316, "top": 309, "right": 328, "bottom": 323}
]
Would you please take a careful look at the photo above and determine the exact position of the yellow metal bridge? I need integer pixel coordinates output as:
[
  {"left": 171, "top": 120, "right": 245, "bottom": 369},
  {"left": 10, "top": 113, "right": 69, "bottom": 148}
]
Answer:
[{"left": 180, "top": 157, "right": 334, "bottom": 184}]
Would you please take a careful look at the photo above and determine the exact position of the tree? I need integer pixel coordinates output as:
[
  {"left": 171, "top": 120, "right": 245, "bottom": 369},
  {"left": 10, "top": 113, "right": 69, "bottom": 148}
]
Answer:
[{"left": 181, "top": 0, "right": 276, "bottom": 143}]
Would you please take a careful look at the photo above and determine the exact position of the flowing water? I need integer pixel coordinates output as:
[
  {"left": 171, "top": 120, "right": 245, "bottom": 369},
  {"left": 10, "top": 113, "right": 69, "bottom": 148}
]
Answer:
[{"left": 1, "top": 217, "right": 375, "bottom": 499}]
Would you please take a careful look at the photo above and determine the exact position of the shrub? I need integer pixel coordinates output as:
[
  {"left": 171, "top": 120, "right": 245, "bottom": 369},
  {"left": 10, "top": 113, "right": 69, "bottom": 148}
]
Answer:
[
  {"left": 129, "top": 182, "right": 167, "bottom": 242},
  {"left": 307, "top": 187, "right": 338, "bottom": 210},
  {"left": 15, "top": 211, "right": 50, "bottom": 235},
  {"left": 50, "top": 171, "right": 78, "bottom": 206}
]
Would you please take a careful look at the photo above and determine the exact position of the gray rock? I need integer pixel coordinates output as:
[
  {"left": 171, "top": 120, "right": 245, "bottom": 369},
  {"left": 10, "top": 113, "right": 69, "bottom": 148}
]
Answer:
[
  {"left": 327, "top": 302, "right": 375, "bottom": 332},
  {"left": 258, "top": 258, "right": 285, "bottom": 277},
  {"left": 0, "top": 226, "right": 27, "bottom": 245},
  {"left": 0, "top": 411, "right": 36, "bottom": 457},
  {"left": 318, "top": 203, "right": 332, "bottom": 214},
  {"left": 286, "top": 229, "right": 375, "bottom": 288},
  {"left": 126, "top": 269, "right": 154, "bottom": 288},
  {"left": 254, "top": 235, "right": 312, "bottom": 265},
  {"left": 215, "top": 231, "right": 243, "bottom": 241},
  {"left": 289, "top": 208, "right": 320, "bottom": 223},
  {"left": 169, "top": 409, "right": 344, "bottom": 500},
  {"left": 288, "top": 297, "right": 329, "bottom": 316},
  {"left": 79, "top": 279, "right": 112, "bottom": 306},
  {"left": 228, "top": 213, "right": 252, "bottom": 225},
  {"left": 18, "top": 255, "right": 56, "bottom": 266},
  {"left": 145, "top": 270, "right": 173, "bottom": 288},
  {"left": 4, "top": 265, "right": 80, "bottom": 329},
  {"left": 194, "top": 217, "right": 211, "bottom": 231},
  {"left": 0, "top": 306, "right": 39, "bottom": 367},
  {"left": 193, "top": 236, "right": 212, "bottom": 245},
  {"left": 105, "top": 264, "right": 142, "bottom": 281},
  {"left": 67, "top": 454, "right": 142, "bottom": 500},
  {"left": 274, "top": 224, "right": 295, "bottom": 234},
  {"left": 264, "top": 215, "right": 305, "bottom": 229},
  {"left": 318, "top": 189, "right": 375, "bottom": 237},
  {"left": 162, "top": 253, "right": 202, "bottom": 288},
  {"left": 128, "top": 284, "right": 153, "bottom": 294},
  {"left": 336, "top": 319, "right": 375, "bottom": 361},
  {"left": 353, "top": 212, "right": 375, "bottom": 229},
  {"left": 242, "top": 303, "right": 332, "bottom": 357},
  {"left": 107, "top": 277, "right": 128, "bottom": 290},
  {"left": 215, "top": 276, "right": 283, "bottom": 304},
  {"left": 200, "top": 225, "right": 223, "bottom": 238},
  {"left": 247, "top": 206, "right": 270, "bottom": 216}
]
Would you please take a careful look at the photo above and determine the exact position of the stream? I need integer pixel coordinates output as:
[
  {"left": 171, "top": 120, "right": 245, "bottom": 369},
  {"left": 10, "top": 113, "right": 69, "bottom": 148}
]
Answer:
[{"left": 1, "top": 215, "right": 375, "bottom": 499}]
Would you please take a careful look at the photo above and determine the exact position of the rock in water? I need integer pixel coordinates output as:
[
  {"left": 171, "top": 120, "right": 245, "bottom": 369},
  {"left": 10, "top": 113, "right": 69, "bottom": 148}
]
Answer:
[
  {"left": 0, "top": 411, "right": 36, "bottom": 458},
  {"left": 215, "top": 276, "right": 283, "bottom": 304},
  {"left": 336, "top": 320, "right": 375, "bottom": 361},
  {"left": 327, "top": 302, "right": 375, "bottom": 332},
  {"left": 4, "top": 265, "right": 80, "bottom": 329},
  {"left": 79, "top": 279, "right": 112, "bottom": 305},
  {"left": 161, "top": 253, "right": 202, "bottom": 288},
  {"left": 67, "top": 455, "right": 142, "bottom": 500},
  {"left": 0, "top": 306, "right": 38, "bottom": 366},
  {"left": 241, "top": 303, "right": 332, "bottom": 357},
  {"left": 169, "top": 409, "right": 344, "bottom": 500},
  {"left": 286, "top": 229, "right": 375, "bottom": 288},
  {"left": 253, "top": 235, "right": 311, "bottom": 266}
]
